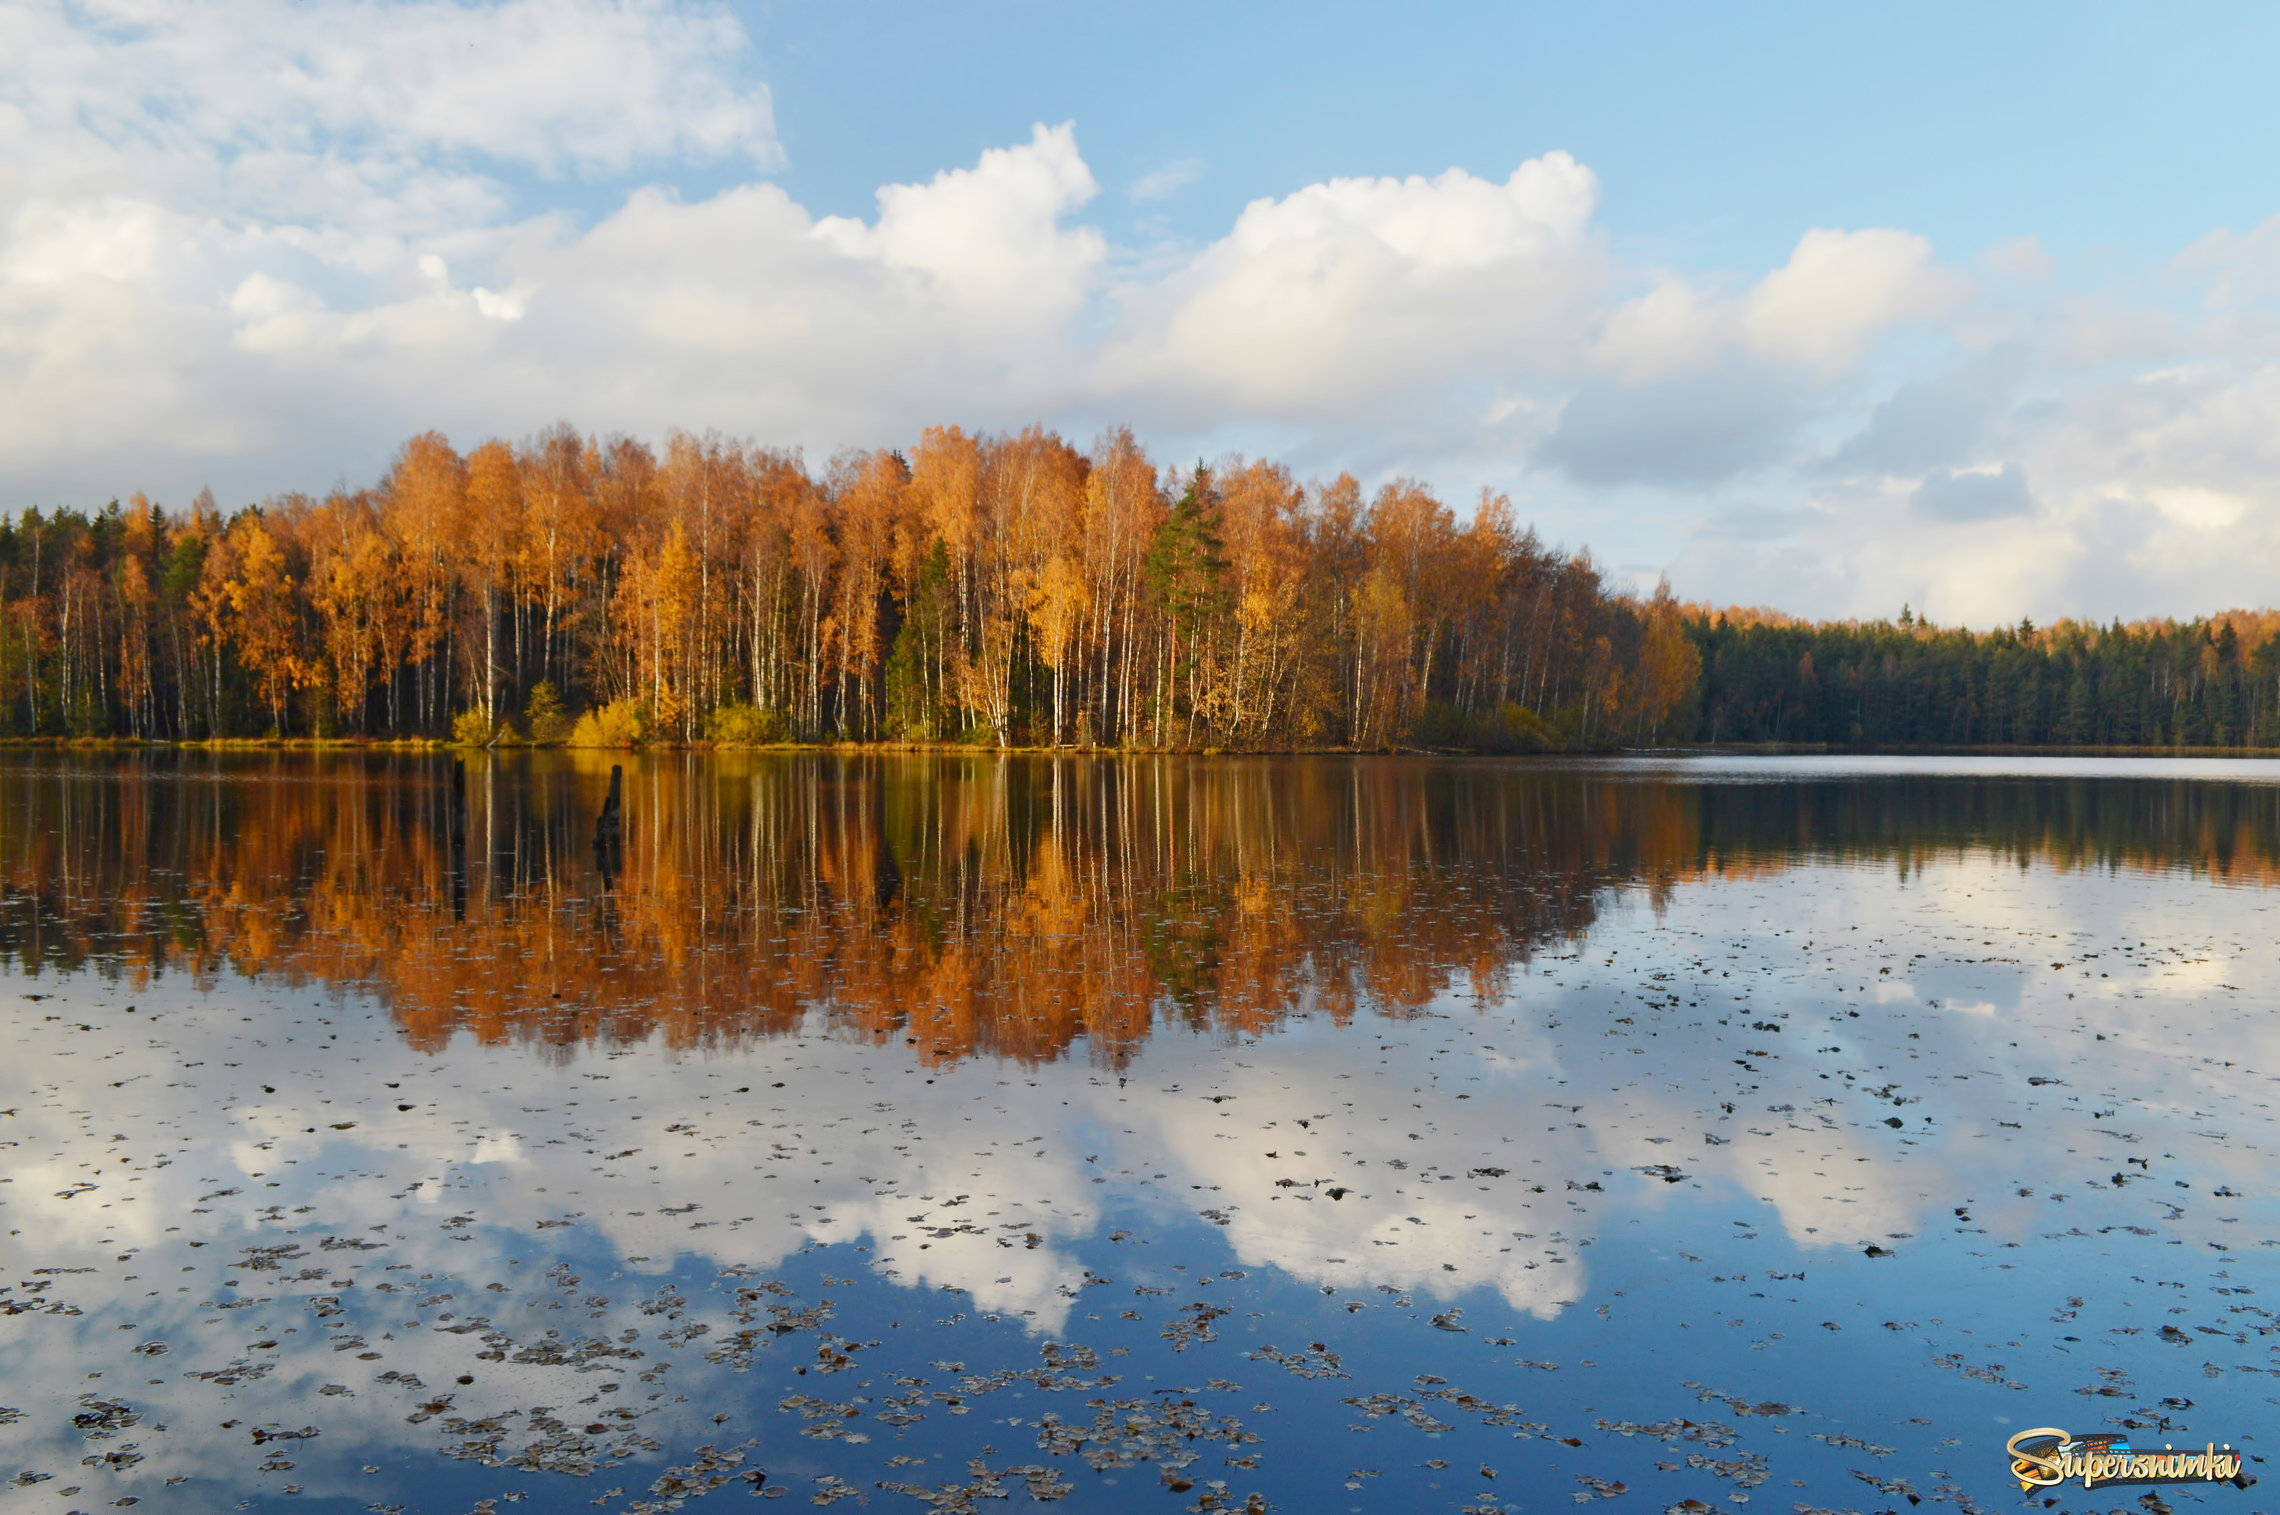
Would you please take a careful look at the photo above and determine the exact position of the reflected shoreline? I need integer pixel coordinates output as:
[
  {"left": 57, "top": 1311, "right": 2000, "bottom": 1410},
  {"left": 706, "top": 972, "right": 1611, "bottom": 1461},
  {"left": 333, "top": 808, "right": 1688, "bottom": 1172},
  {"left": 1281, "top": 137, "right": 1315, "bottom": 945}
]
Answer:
[{"left": 4, "top": 752, "right": 2279, "bottom": 1066}]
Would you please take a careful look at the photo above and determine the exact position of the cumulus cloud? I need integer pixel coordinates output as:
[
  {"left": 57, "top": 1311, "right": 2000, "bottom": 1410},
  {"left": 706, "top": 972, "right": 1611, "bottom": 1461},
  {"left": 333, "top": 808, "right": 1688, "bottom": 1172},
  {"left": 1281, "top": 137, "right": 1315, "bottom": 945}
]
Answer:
[
  {"left": 423, "top": 123, "right": 1106, "bottom": 438},
  {"left": 1101, "top": 155, "right": 1607, "bottom": 419},
  {"left": 0, "top": 0, "right": 782, "bottom": 486},
  {"left": 1741, "top": 227, "right": 1959, "bottom": 370},
  {"left": 1593, "top": 227, "right": 1959, "bottom": 381},
  {"left": 812, "top": 123, "right": 1102, "bottom": 325}
]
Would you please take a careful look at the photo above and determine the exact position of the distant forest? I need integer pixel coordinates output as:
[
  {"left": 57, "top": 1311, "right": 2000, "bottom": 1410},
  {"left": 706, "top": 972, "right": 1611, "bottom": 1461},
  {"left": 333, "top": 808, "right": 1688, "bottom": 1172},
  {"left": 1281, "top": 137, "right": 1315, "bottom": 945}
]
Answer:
[
  {"left": 3, "top": 422, "right": 2273, "bottom": 751},
  {"left": 1692, "top": 607, "right": 2280, "bottom": 749}
]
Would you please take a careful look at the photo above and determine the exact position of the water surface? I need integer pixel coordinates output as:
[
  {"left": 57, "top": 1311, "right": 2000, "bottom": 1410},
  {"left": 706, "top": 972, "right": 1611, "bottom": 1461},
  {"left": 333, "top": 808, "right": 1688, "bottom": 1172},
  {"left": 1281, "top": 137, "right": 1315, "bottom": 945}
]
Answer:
[{"left": 5, "top": 753, "right": 2280, "bottom": 1512}]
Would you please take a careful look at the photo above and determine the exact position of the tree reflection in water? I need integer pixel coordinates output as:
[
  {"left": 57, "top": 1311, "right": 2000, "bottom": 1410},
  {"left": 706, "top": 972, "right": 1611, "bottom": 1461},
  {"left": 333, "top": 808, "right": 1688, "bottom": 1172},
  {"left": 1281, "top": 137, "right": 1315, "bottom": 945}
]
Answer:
[{"left": 0, "top": 752, "right": 2275, "bottom": 1062}]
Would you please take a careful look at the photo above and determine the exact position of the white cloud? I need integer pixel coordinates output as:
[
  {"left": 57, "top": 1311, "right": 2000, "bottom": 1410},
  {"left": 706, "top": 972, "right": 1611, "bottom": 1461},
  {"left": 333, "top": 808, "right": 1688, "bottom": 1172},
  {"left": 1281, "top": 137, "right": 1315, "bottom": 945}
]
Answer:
[
  {"left": 1102, "top": 155, "right": 1606, "bottom": 418},
  {"left": 8, "top": 0, "right": 776, "bottom": 195},
  {"left": 0, "top": 0, "right": 782, "bottom": 483},
  {"left": 1594, "top": 227, "right": 1959, "bottom": 381},
  {"left": 812, "top": 122, "right": 1103, "bottom": 328},
  {"left": 1741, "top": 227, "right": 1959, "bottom": 370},
  {"left": 1592, "top": 274, "right": 1724, "bottom": 382}
]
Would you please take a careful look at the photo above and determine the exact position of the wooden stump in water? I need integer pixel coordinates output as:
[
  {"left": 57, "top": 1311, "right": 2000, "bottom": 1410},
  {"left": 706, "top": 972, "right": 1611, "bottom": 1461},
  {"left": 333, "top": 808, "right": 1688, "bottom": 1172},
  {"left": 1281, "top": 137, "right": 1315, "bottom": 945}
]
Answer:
[{"left": 595, "top": 764, "right": 623, "bottom": 848}]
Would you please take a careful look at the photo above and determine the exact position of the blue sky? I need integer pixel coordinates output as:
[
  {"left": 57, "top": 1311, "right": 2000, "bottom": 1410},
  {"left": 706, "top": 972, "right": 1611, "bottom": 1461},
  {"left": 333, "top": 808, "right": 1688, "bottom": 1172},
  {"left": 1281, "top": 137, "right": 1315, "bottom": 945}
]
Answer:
[
  {"left": 7, "top": 0, "right": 2280, "bottom": 624},
  {"left": 747, "top": 2, "right": 2275, "bottom": 275}
]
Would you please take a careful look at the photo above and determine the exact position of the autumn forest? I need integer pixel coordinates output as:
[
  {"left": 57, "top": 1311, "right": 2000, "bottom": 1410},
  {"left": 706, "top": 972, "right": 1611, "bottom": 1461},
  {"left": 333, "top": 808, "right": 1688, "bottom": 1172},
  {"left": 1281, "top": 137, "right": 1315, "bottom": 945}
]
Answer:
[{"left": 9, "top": 422, "right": 2277, "bottom": 751}]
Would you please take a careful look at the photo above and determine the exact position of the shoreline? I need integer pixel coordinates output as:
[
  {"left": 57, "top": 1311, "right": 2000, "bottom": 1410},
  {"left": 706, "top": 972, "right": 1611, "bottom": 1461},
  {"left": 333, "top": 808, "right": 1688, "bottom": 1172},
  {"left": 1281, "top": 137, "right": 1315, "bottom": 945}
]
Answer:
[{"left": 6, "top": 735, "right": 2280, "bottom": 759}]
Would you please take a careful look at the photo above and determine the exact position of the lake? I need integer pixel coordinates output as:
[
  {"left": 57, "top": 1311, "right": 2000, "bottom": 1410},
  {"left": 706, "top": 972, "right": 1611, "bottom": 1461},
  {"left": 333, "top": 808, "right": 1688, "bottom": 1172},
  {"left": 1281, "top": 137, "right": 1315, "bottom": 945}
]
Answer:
[{"left": 3, "top": 752, "right": 2278, "bottom": 1512}]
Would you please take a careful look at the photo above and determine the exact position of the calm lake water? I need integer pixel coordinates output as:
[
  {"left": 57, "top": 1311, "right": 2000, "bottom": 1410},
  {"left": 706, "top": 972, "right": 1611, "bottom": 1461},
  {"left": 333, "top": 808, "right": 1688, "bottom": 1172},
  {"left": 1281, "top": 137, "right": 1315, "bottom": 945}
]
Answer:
[{"left": 5, "top": 752, "right": 2280, "bottom": 1513}]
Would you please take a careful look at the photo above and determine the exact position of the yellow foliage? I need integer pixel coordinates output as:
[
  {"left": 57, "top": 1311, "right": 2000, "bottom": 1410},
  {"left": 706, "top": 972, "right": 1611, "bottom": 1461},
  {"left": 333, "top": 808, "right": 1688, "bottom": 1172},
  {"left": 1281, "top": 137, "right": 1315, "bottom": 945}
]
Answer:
[
  {"left": 451, "top": 708, "right": 498, "bottom": 746},
  {"left": 569, "top": 698, "right": 649, "bottom": 748},
  {"left": 705, "top": 703, "right": 783, "bottom": 746}
]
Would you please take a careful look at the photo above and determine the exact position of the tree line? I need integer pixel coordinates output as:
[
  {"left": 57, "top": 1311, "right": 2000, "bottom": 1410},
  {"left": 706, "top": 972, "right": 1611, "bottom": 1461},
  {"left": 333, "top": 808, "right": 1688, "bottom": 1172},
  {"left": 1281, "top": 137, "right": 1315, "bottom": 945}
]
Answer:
[
  {"left": 1689, "top": 606, "right": 2280, "bottom": 749},
  {"left": 18, "top": 419, "right": 2279, "bottom": 753},
  {"left": 4, "top": 423, "right": 1701, "bottom": 749}
]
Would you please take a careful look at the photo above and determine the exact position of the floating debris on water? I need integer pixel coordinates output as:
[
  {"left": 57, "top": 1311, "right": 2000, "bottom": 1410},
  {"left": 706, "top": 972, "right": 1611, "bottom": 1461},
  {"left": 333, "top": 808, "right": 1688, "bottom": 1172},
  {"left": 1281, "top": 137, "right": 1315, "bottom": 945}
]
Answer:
[{"left": 4, "top": 754, "right": 2280, "bottom": 1508}]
